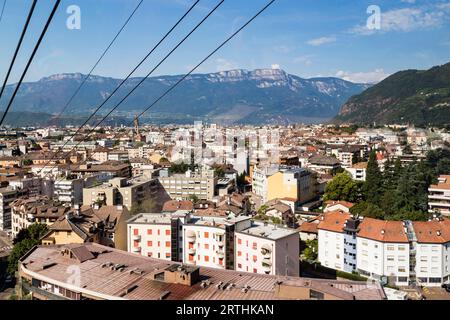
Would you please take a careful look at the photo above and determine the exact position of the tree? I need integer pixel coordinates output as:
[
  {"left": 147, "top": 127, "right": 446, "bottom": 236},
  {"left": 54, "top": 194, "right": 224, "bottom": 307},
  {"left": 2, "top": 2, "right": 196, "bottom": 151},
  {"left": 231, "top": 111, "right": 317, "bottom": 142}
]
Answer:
[
  {"left": 188, "top": 194, "right": 199, "bottom": 204},
  {"left": 324, "top": 172, "right": 363, "bottom": 203},
  {"left": 350, "top": 201, "right": 384, "bottom": 219},
  {"left": 8, "top": 224, "right": 48, "bottom": 275},
  {"left": 236, "top": 171, "right": 247, "bottom": 192},
  {"left": 364, "top": 150, "right": 383, "bottom": 204},
  {"left": 22, "top": 159, "right": 33, "bottom": 166},
  {"left": 130, "top": 198, "right": 157, "bottom": 215},
  {"left": 302, "top": 239, "right": 318, "bottom": 262}
]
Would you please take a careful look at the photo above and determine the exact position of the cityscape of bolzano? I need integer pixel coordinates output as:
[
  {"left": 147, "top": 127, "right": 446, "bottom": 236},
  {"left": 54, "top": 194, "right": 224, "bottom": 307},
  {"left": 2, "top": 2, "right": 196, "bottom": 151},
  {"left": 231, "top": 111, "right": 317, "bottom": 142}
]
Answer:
[{"left": 0, "top": 0, "right": 449, "bottom": 311}]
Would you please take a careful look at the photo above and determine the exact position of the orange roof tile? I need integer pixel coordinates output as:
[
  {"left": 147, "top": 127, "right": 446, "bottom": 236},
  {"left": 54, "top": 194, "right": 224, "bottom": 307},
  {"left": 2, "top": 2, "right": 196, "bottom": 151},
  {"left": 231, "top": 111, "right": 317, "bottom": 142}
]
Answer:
[
  {"left": 412, "top": 219, "right": 450, "bottom": 244},
  {"left": 317, "top": 211, "right": 351, "bottom": 233},
  {"left": 358, "top": 218, "right": 408, "bottom": 243}
]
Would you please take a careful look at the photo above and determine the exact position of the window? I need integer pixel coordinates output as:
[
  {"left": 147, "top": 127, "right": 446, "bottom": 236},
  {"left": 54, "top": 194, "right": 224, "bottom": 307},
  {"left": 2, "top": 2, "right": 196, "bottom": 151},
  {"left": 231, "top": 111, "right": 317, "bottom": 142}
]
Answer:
[
  {"left": 398, "top": 267, "right": 406, "bottom": 273},
  {"left": 238, "top": 263, "right": 242, "bottom": 269},
  {"left": 387, "top": 245, "right": 395, "bottom": 251},
  {"left": 147, "top": 241, "right": 153, "bottom": 247},
  {"left": 134, "top": 240, "right": 139, "bottom": 247},
  {"left": 398, "top": 256, "right": 406, "bottom": 262},
  {"left": 189, "top": 255, "right": 194, "bottom": 261},
  {"left": 387, "top": 256, "right": 395, "bottom": 262},
  {"left": 237, "top": 238, "right": 242, "bottom": 245},
  {"left": 166, "top": 253, "right": 171, "bottom": 258},
  {"left": 165, "top": 230, "right": 170, "bottom": 236},
  {"left": 165, "top": 241, "right": 171, "bottom": 248},
  {"left": 205, "top": 256, "right": 209, "bottom": 262},
  {"left": 398, "top": 246, "right": 406, "bottom": 251},
  {"left": 431, "top": 256, "right": 439, "bottom": 263},
  {"left": 253, "top": 268, "right": 257, "bottom": 273},
  {"left": 253, "top": 242, "right": 257, "bottom": 250},
  {"left": 147, "top": 229, "right": 152, "bottom": 235},
  {"left": 253, "top": 255, "right": 257, "bottom": 262},
  {"left": 204, "top": 232, "right": 209, "bottom": 239},
  {"left": 420, "top": 256, "right": 428, "bottom": 262},
  {"left": 238, "top": 251, "right": 242, "bottom": 256},
  {"left": 158, "top": 241, "right": 160, "bottom": 247},
  {"left": 157, "top": 229, "right": 160, "bottom": 236},
  {"left": 133, "top": 229, "right": 139, "bottom": 236},
  {"left": 309, "top": 290, "right": 324, "bottom": 300}
]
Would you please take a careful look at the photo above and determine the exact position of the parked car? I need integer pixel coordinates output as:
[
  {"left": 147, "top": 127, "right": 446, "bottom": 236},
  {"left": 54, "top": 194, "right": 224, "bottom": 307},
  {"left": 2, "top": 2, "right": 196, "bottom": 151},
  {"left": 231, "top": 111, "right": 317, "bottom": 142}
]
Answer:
[{"left": 442, "top": 283, "right": 450, "bottom": 293}]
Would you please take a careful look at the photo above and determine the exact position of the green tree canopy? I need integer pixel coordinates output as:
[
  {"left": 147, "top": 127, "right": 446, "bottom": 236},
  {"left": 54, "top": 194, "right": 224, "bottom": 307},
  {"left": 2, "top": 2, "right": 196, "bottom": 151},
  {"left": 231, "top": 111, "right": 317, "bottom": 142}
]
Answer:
[
  {"left": 8, "top": 224, "right": 48, "bottom": 275},
  {"left": 324, "top": 172, "right": 363, "bottom": 203}
]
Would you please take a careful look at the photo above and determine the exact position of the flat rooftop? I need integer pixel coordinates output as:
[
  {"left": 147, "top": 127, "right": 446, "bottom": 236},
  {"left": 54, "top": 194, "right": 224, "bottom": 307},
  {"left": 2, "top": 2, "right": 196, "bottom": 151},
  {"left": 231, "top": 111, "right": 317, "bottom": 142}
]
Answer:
[
  {"left": 20, "top": 243, "right": 386, "bottom": 300},
  {"left": 237, "top": 221, "right": 299, "bottom": 240}
]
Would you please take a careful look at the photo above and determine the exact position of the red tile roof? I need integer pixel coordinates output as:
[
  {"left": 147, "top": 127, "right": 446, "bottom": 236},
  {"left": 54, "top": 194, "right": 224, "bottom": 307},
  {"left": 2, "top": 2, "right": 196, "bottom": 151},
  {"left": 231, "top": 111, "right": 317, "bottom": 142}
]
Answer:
[
  {"left": 317, "top": 211, "right": 351, "bottom": 233},
  {"left": 358, "top": 218, "right": 408, "bottom": 243},
  {"left": 412, "top": 219, "right": 450, "bottom": 244}
]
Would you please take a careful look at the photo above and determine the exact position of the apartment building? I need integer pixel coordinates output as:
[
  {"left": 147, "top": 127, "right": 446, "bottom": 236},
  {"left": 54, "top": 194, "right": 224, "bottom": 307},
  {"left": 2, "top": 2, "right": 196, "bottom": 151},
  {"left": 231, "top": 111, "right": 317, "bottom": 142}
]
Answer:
[
  {"left": 54, "top": 174, "right": 111, "bottom": 206},
  {"left": 0, "top": 187, "right": 26, "bottom": 231},
  {"left": 412, "top": 218, "right": 450, "bottom": 286},
  {"left": 182, "top": 215, "right": 251, "bottom": 270},
  {"left": 127, "top": 212, "right": 299, "bottom": 276},
  {"left": 317, "top": 211, "right": 359, "bottom": 273},
  {"left": 345, "top": 162, "right": 367, "bottom": 181},
  {"left": 18, "top": 243, "right": 387, "bottom": 300},
  {"left": 127, "top": 211, "right": 191, "bottom": 261},
  {"left": 306, "top": 155, "right": 341, "bottom": 175},
  {"left": 356, "top": 218, "right": 410, "bottom": 286},
  {"left": 235, "top": 221, "right": 299, "bottom": 276},
  {"left": 10, "top": 196, "right": 69, "bottom": 238},
  {"left": 41, "top": 204, "right": 131, "bottom": 250},
  {"left": 83, "top": 176, "right": 159, "bottom": 210},
  {"left": 252, "top": 164, "right": 317, "bottom": 206},
  {"left": 428, "top": 175, "right": 450, "bottom": 216},
  {"left": 158, "top": 169, "right": 216, "bottom": 201}
]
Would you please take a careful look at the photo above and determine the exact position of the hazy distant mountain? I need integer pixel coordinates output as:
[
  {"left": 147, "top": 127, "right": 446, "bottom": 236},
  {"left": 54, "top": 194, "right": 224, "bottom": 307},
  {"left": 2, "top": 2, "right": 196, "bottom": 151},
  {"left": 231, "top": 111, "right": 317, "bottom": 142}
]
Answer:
[
  {"left": 334, "top": 62, "right": 450, "bottom": 126},
  {"left": 1, "top": 69, "right": 370, "bottom": 125}
]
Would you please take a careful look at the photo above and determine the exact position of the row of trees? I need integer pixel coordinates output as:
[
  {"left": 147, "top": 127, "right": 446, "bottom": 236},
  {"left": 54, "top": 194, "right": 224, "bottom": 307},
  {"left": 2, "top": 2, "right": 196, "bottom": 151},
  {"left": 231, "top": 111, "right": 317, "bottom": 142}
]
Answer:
[
  {"left": 7, "top": 224, "right": 48, "bottom": 275},
  {"left": 324, "top": 148, "right": 450, "bottom": 221}
]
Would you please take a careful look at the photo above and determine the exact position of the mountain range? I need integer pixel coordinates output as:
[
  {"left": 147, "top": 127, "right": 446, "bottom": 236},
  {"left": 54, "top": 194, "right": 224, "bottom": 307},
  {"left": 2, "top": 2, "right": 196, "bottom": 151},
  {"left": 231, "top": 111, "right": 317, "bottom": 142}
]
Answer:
[
  {"left": 0, "top": 69, "right": 370, "bottom": 125},
  {"left": 335, "top": 62, "right": 450, "bottom": 126}
]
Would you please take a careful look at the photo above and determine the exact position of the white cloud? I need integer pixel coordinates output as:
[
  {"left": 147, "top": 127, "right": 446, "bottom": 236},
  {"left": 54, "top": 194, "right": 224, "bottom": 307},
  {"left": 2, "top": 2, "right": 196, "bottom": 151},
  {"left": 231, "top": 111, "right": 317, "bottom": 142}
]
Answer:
[
  {"left": 293, "top": 55, "right": 313, "bottom": 66},
  {"left": 273, "top": 45, "right": 291, "bottom": 54},
  {"left": 306, "top": 36, "right": 336, "bottom": 46},
  {"left": 215, "top": 58, "right": 238, "bottom": 71},
  {"left": 335, "top": 69, "right": 390, "bottom": 83},
  {"left": 350, "top": 4, "right": 450, "bottom": 35}
]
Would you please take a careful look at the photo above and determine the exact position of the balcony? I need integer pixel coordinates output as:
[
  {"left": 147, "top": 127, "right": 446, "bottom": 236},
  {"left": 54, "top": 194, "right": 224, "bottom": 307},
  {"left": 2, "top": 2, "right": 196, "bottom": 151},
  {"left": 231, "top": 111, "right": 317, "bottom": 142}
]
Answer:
[
  {"left": 132, "top": 246, "right": 141, "bottom": 253},
  {"left": 261, "top": 244, "right": 272, "bottom": 257},
  {"left": 186, "top": 230, "right": 196, "bottom": 243},
  {"left": 132, "top": 234, "right": 141, "bottom": 241},
  {"left": 188, "top": 247, "right": 196, "bottom": 255},
  {"left": 216, "top": 250, "right": 224, "bottom": 259}
]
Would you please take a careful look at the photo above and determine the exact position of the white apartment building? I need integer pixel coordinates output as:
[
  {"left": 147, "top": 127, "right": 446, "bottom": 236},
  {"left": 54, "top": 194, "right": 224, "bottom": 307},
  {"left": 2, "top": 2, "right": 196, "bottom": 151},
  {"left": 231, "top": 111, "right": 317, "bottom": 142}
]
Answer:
[
  {"left": 356, "top": 218, "right": 410, "bottom": 286},
  {"left": 158, "top": 168, "right": 216, "bottom": 201},
  {"left": 318, "top": 211, "right": 359, "bottom": 273},
  {"left": 182, "top": 216, "right": 251, "bottom": 270},
  {"left": 235, "top": 222, "right": 299, "bottom": 276},
  {"left": 412, "top": 219, "right": 450, "bottom": 287},
  {"left": 345, "top": 162, "right": 367, "bottom": 181},
  {"left": 127, "top": 213, "right": 300, "bottom": 276},
  {"left": 127, "top": 211, "right": 191, "bottom": 261},
  {"left": 428, "top": 175, "right": 450, "bottom": 216}
]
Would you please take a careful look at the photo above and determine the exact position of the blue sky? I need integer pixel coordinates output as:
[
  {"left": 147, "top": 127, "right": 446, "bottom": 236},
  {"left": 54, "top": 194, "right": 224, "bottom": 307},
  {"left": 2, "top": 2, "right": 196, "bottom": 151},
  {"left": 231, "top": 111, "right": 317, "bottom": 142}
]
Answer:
[{"left": 0, "top": 0, "right": 449, "bottom": 84}]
